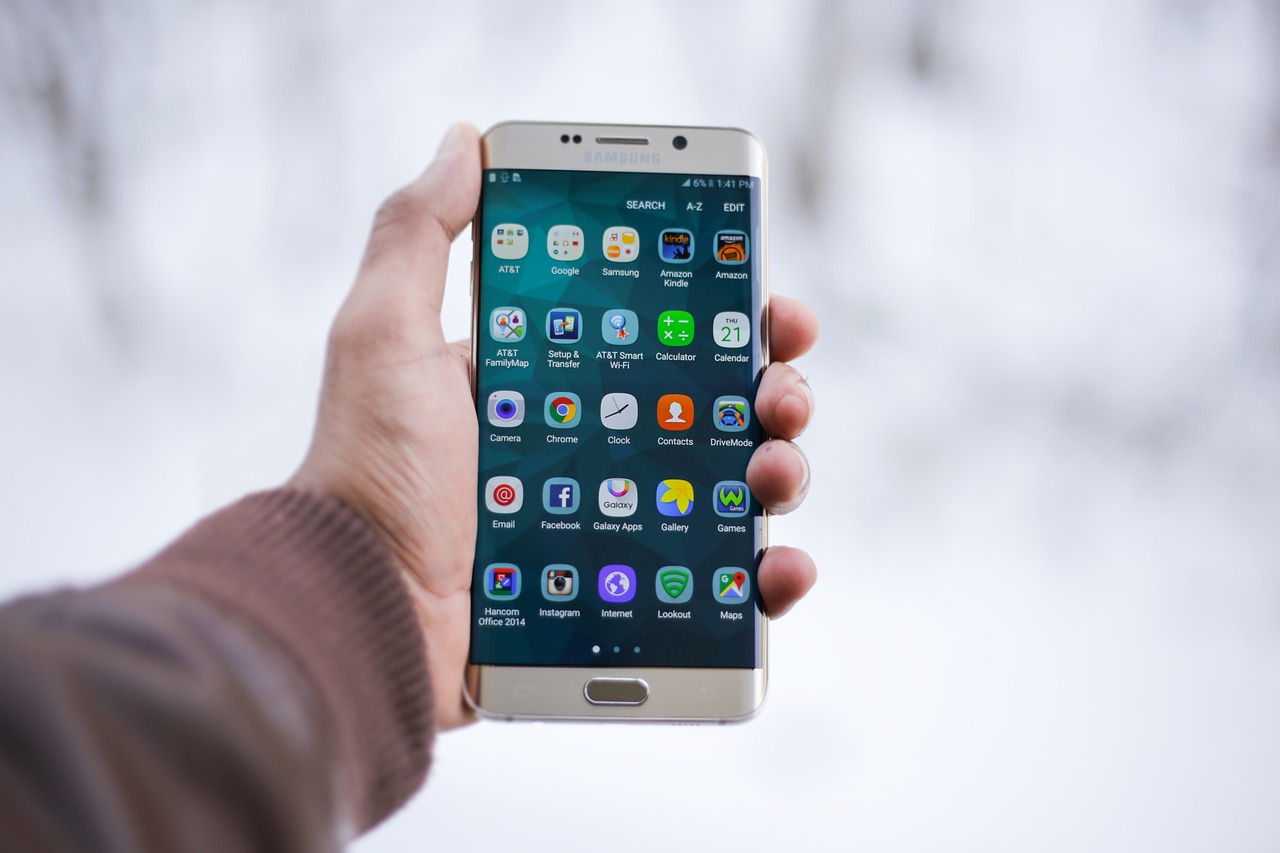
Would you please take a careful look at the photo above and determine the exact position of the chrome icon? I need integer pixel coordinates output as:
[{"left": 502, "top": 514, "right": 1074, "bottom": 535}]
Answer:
[{"left": 545, "top": 392, "right": 581, "bottom": 428}]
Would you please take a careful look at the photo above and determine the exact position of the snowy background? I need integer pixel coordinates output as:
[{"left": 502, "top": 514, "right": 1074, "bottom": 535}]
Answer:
[{"left": 3, "top": 1, "right": 1279, "bottom": 849}]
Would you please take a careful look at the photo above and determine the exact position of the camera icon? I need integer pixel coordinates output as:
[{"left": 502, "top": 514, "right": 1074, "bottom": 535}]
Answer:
[
  {"left": 541, "top": 565, "right": 579, "bottom": 601},
  {"left": 487, "top": 390, "right": 525, "bottom": 427}
]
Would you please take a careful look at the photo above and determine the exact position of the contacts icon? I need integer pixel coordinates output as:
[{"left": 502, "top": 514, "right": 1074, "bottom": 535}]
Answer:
[{"left": 657, "top": 394, "right": 694, "bottom": 431}]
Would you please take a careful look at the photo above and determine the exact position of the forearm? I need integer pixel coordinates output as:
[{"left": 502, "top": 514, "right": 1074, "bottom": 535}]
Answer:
[{"left": 0, "top": 490, "right": 433, "bottom": 851}]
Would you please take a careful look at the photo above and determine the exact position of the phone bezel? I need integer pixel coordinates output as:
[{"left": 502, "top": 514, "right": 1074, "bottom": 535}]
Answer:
[{"left": 466, "top": 122, "right": 770, "bottom": 722}]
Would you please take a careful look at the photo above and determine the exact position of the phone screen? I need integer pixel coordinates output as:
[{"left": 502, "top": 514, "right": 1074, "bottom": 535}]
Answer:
[{"left": 471, "top": 167, "right": 764, "bottom": 669}]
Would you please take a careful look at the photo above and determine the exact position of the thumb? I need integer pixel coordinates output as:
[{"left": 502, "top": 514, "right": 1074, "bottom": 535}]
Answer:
[{"left": 353, "top": 122, "right": 481, "bottom": 324}]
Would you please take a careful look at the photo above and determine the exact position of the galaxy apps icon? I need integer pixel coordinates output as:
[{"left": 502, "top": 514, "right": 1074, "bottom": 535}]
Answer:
[{"left": 598, "top": 479, "right": 638, "bottom": 517}]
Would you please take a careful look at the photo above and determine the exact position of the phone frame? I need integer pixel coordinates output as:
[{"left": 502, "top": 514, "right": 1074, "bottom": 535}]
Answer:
[{"left": 465, "top": 122, "right": 770, "bottom": 722}]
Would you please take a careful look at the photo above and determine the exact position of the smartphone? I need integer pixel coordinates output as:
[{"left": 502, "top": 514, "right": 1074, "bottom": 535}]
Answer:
[{"left": 465, "top": 122, "right": 768, "bottom": 721}]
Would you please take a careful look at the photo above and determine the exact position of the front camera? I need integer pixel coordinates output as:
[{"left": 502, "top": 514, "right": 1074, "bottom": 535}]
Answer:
[{"left": 672, "top": 135, "right": 688, "bottom": 150}]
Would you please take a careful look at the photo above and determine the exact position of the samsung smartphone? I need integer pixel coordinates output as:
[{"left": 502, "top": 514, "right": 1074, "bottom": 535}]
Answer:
[{"left": 465, "top": 122, "right": 768, "bottom": 721}]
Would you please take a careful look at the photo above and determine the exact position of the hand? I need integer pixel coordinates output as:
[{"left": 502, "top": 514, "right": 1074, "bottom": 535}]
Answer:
[{"left": 291, "top": 123, "right": 819, "bottom": 731}]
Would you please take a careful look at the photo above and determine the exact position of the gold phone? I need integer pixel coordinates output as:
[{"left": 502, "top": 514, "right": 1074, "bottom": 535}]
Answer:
[{"left": 465, "top": 122, "right": 768, "bottom": 721}]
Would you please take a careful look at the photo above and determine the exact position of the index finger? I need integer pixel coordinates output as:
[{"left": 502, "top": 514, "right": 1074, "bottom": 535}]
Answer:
[{"left": 767, "top": 295, "right": 819, "bottom": 363}]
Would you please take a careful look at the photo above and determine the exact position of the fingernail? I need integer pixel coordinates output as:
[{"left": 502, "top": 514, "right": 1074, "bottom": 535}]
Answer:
[
  {"left": 795, "top": 443, "right": 811, "bottom": 499},
  {"left": 771, "top": 443, "right": 811, "bottom": 516},
  {"left": 791, "top": 375, "right": 815, "bottom": 436}
]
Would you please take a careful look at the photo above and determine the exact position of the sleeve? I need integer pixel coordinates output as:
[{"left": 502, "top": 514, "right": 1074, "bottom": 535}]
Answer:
[{"left": 0, "top": 489, "right": 434, "bottom": 853}]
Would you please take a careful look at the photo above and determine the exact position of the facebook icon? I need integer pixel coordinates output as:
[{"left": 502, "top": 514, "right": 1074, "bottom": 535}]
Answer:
[{"left": 542, "top": 477, "right": 580, "bottom": 515}]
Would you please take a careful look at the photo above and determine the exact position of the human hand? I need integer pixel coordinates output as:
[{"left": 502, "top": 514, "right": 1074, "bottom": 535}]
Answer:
[{"left": 291, "top": 123, "right": 818, "bottom": 731}]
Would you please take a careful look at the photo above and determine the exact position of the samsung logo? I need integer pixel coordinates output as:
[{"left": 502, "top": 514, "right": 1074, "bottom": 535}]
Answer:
[{"left": 584, "top": 151, "right": 662, "bottom": 165}]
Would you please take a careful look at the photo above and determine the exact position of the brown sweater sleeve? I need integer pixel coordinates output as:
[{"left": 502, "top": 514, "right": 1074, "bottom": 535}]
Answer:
[{"left": 0, "top": 489, "right": 433, "bottom": 852}]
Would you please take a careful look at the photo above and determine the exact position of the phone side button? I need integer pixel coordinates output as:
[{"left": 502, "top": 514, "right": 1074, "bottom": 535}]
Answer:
[{"left": 584, "top": 677, "right": 650, "bottom": 706}]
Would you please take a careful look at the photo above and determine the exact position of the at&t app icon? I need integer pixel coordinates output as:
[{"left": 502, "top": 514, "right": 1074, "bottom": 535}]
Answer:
[
  {"left": 655, "top": 566, "right": 693, "bottom": 604},
  {"left": 542, "top": 478, "right": 580, "bottom": 514},
  {"left": 541, "top": 565, "right": 579, "bottom": 601},
  {"left": 547, "top": 225, "right": 584, "bottom": 261},
  {"left": 598, "top": 565, "right": 636, "bottom": 603},
  {"left": 603, "top": 226, "right": 640, "bottom": 262},
  {"left": 713, "top": 568, "right": 750, "bottom": 605},
  {"left": 544, "top": 392, "right": 582, "bottom": 428},
  {"left": 491, "top": 224, "right": 528, "bottom": 260},
  {"left": 483, "top": 564, "right": 521, "bottom": 601},
  {"left": 487, "top": 390, "right": 525, "bottom": 428},
  {"left": 489, "top": 307, "right": 526, "bottom": 342},
  {"left": 546, "top": 308, "right": 582, "bottom": 343},
  {"left": 712, "top": 480, "right": 751, "bottom": 518},
  {"left": 598, "top": 478, "right": 638, "bottom": 517},
  {"left": 601, "top": 309, "right": 639, "bottom": 345},
  {"left": 484, "top": 476, "right": 523, "bottom": 514},
  {"left": 713, "top": 395, "right": 750, "bottom": 432}
]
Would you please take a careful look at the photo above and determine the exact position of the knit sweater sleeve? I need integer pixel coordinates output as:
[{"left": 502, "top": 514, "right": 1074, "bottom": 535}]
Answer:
[{"left": 0, "top": 489, "right": 433, "bottom": 852}]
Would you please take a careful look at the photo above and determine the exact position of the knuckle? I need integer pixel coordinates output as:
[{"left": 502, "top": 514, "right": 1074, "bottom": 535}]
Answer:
[
  {"left": 364, "top": 184, "right": 452, "bottom": 273},
  {"left": 365, "top": 188, "right": 426, "bottom": 265},
  {"left": 327, "top": 304, "right": 413, "bottom": 370},
  {"left": 372, "top": 187, "right": 425, "bottom": 236}
]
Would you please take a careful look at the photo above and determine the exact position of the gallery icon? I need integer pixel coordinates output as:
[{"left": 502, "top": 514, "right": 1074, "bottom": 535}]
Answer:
[
  {"left": 489, "top": 306, "right": 526, "bottom": 342},
  {"left": 483, "top": 563, "right": 522, "bottom": 601},
  {"left": 542, "top": 478, "right": 580, "bottom": 514},
  {"left": 598, "top": 565, "right": 637, "bottom": 603},
  {"left": 600, "top": 393, "right": 638, "bottom": 430},
  {"left": 713, "top": 568, "right": 751, "bottom": 604},
  {"left": 547, "top": 224, "right": 584, "bottom": 261},
  {"left": 544, "top": 392, "right": 582, "bottom": 428},
  {"left": 491, "top": 224, "right": 529, "bottom": 260},
  {"left": 712, "top": 481, "right": 751, "bottom": 518},
  {"left": 659, "top": 228, "right": 695, "bottom": 263},
  {"left": 714, "top": 230, "right": 749, "bottom": 265},
  {"left": 546, "top": 308, "right": 582, "bottom": 343},
  {"left": 542, "top": 565, "right": 579, "bottom": 601},
  {"left": 657, "top": 310, "right": 695, "bottom": 346},
  {"left": 656, "top": 479, "right": 694, "bottom": 517},
  {"left": 713, "top": 311, "right": 750, "bottom": 348},
  {"left": 655, "top": 566, "right": 693, "bottom": 604},
  {"left": 486, "top": 390, "right": 525, "bottom": 428},
  {"left": 603, "top": 226, "right": 640, "bottom": 262},
  {"left": 657, "top": 393, "right": 694, "bottom": 431},
  {"left": 485, "top": 476, "right": 524, "bottom": 513},
  {"left": 713, "top": 395, "right": 750, "bottom": 432},
  {"left": 601, "top": 308, "right": 639, "bottom": 346},
  {"left": 598, "top": 478, "right": 639, "bottom": 517}
]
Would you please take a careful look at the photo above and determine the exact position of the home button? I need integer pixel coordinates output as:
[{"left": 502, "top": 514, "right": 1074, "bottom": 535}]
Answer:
[{"left": 584, "top": 677, "right": 649, "bottom": 706}]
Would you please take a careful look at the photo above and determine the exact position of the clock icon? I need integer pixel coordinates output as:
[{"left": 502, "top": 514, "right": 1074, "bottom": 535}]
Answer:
[{"left": 600, "top": 393, "right": 638, "bottom": 430}]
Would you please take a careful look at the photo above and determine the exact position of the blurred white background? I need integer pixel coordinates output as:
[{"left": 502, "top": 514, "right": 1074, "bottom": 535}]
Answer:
[{"left": 3, "top": 1, "right": 1279, "bottom": 849}]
